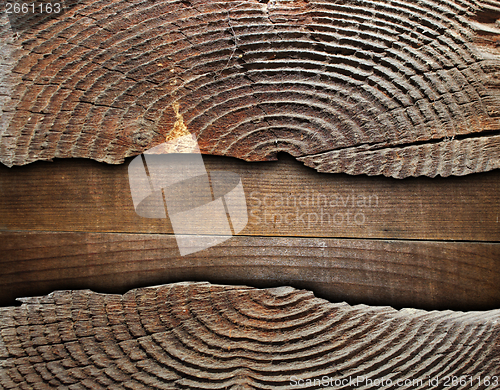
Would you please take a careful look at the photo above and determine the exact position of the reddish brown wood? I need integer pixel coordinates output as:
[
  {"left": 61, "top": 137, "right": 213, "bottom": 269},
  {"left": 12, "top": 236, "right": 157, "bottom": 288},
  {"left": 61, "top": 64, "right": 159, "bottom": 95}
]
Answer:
[
  {"left": 1, "top": 0, "right": 500, "bottom": 177},
  {"left": 0, "top": 283, "right": 499, "bottom": 389}
]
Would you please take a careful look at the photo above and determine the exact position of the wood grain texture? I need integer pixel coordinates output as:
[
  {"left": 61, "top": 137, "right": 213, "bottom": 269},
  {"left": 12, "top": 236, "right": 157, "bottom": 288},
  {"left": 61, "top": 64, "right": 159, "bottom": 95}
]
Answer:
[
  {"left": 0, "top": 282, "right": 499, "bottom": 389},
  {"left": 1, "top": 0, "right": 500, "bottom": 177},
  {"left": 1, "top": 231, "right": 499, "bottom": 311},
  {"left": 1, "top": 154, "right": 499, "bottom": 241}
]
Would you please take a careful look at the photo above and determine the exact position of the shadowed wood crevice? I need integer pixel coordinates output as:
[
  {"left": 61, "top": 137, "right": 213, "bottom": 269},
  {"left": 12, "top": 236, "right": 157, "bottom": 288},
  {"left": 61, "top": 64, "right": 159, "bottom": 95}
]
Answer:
[
  {"left": 0, "top": 283, "right": 499, "bottom": 389},
  {"left": 1, "top": 0, "right": 500, "bottom": 177}
]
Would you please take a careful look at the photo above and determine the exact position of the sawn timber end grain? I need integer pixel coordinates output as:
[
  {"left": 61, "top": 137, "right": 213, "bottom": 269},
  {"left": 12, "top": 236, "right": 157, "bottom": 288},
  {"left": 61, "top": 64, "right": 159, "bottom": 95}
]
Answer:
[
  {"left": 1, "top": 0, "right": 500, "bottom": 177},
  {"left": 0, "top": 282, "right": 499, "bottom": 389}
]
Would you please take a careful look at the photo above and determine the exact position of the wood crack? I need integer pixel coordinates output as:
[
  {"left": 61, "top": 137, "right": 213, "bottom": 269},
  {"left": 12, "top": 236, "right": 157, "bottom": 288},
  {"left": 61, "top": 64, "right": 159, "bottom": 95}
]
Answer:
[{"left": 300, "top": 129, "right": 500, "bottom": 158}]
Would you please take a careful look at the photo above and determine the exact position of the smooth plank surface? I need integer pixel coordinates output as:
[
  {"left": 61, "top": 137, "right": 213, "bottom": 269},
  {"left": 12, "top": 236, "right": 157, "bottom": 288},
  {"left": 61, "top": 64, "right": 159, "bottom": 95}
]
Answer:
[
  {"left": 1, "top": 154, "right": 499, "bottom": 241},
  {"left": 1, "top": 283, "right": 499, "bottom": 389},
  {"left": 1, "top": 231, "right": 499, "bottom": 311}
]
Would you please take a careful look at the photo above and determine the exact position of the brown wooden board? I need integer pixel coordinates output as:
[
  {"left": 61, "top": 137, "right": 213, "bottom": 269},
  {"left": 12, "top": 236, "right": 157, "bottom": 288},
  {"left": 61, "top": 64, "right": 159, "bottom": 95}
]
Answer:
[
  {"left": 1, "top": 231, "right": 499, "bottom": 311},
  {"left": 1, "top": 283, "right": 499, "bottom": 389},
  {"left": 0, "top": 154, "right": 499, "bottom": 241},
  {"left": 1, "top": 0, "right": 500, "bottom": 177}
]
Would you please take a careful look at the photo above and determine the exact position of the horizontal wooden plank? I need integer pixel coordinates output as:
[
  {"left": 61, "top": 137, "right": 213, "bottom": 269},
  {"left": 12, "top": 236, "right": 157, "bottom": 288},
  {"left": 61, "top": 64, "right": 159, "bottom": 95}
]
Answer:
[
  {"left": 1, "top": 155, "right": 500, "bottom": 241},
  {"left": 1, "top": 283, "right": 499, "bottom": 389},
  {"left": 1, "top": 231, "right": 499, "bottom": 311}
]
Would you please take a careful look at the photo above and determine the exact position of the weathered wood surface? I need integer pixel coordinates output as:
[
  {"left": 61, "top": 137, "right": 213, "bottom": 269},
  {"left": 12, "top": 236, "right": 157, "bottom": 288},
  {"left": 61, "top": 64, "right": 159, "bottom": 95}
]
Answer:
[
  {"left": 1, "top": 0, "right": 500, "bottom": 177},
  {"left": 1, "top": 154, "right": 499, "bottom": 241},
  {"left": 1, "top": 231, "right": 499, "bottom": 311},
  {"left": 0, "top": 283, "right": 499, "bottom": 389},
  {"left": 2, "top": 155, "right": 498, "bottom": 311}
]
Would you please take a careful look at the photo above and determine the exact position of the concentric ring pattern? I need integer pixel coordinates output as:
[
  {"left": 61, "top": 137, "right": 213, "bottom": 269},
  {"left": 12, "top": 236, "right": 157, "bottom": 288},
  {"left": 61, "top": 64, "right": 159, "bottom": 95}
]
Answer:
[
  {"left": 1, "top": 0, "right": 500, "bottom": 177},
  {"left": 0, "top": 283, "right": 499, "bottom": 389}
]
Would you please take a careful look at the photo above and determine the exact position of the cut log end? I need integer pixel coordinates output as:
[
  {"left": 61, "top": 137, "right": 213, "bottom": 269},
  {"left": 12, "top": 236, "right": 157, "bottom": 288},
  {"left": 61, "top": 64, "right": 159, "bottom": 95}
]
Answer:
[
  {"left": 0, "top": 282, "right": 499, "bottom": 388},
  {"left": 1, "top": 0, "right": 500, "bottom": 177}
]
